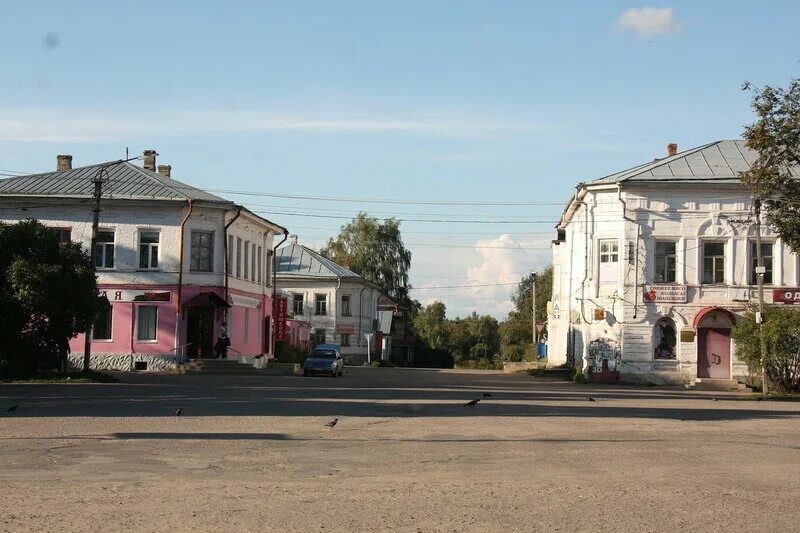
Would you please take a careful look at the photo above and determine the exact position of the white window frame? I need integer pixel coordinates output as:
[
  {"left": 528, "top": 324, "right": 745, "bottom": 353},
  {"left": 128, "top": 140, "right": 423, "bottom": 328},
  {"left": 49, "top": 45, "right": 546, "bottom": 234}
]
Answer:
[
  {"left": 190, "top": 230, "right": 214, "bottom": 273},
  {"left": 315, "top": 294, "right": 327, "bottom": 316},
  {"left": 138, "top": 230, "right": 160, "bottom": 270},
  {"left": 598, "top": 238, "right": 619, "bottom": 284},
  {"left": 136, "top": 305, "right": 158, "bottom": 342},
  {"left": 96, "top": 230, "right": 115, "bottom": 270},
  {"left": 702, "top": 241, "right": 726, "bottom": 285},
  {"left": 293, "top": 293, "right": 304, "bottom": 315},
  {"left": 654, "top": 240, "right": 677, "bottom": 284},
  {"left": 341, "top": 295, "right": 351, "bottom": 316},
  {"left": 749, "top": 240, "right": 774, "bottom": 286}
]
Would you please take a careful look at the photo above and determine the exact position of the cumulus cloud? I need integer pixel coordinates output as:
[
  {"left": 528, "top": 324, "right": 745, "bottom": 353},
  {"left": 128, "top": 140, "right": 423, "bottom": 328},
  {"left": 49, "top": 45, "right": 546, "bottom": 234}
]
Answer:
[{"left": 614, "top": 7, "right": 680, "bottom": 37}]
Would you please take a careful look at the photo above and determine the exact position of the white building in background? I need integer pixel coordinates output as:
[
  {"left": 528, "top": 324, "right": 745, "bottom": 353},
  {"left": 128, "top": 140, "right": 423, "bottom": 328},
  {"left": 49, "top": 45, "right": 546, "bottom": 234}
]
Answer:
[
  {"left": 275, "top": 240, "right": 383, "bottom": 363},
  {"left": 548, "top": 140, "right": 800, "bottom": 385}
]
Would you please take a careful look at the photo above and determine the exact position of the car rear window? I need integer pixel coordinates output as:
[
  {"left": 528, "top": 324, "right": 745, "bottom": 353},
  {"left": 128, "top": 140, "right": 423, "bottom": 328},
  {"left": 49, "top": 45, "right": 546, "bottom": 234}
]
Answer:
[{"left": 310, "top": 350, "right": 336, "bottom": 359}]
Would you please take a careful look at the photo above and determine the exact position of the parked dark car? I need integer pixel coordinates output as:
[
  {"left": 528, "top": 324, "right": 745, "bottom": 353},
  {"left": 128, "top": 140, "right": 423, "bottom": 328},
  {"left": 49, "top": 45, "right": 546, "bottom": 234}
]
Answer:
[{"left": 303, "top": 349, "right": 343, "bottom": 377}]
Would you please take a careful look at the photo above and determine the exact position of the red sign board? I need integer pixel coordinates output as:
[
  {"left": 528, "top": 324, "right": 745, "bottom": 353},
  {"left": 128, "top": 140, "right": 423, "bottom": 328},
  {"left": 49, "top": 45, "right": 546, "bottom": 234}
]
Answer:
[
  {"left": 773, "top": 289, "right": 800, "bottom": 304},
  {"left": 275, "top": 298, "right": 288, "bottom": 341},
  {"left": 336, "top": 324, "right": 355, "bottom": 334}
]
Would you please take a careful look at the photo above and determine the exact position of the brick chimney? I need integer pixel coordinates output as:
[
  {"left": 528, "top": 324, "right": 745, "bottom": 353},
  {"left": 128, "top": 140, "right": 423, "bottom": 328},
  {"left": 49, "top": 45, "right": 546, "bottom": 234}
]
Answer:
[
  {"left": 143, "top": 149, "right": 158, "bottom": 171},
  {"left": 667, "top": 143, "right": 678, "bottom": 157},
  {"left": 157, "top": 164, "right": 171, "bottom": 177},
  {"left": 56, "top": 154, "right": 73, "bottom": 171}
]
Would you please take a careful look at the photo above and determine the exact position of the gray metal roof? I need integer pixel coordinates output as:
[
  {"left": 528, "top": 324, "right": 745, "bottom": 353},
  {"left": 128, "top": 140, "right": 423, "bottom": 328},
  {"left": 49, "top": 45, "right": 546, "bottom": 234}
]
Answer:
[
  {"left": 0, "top": 161, "right": 229, "bottom": 203},
  {"left": 275, "top": 243, "right": 362, "bottom": 279},
  {"left": 589, "top": 140, "right": 800, "bottom": 185}
]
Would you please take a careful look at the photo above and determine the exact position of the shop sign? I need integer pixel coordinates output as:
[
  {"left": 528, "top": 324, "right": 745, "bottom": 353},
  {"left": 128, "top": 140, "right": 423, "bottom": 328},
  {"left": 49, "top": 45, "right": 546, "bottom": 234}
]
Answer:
[
  {"left": 643, "top": 284, "right": 687, "bottom": 303},
  {"left": 336, "top": 324, "right": 355, "bottom": 334},
  {"left": 228, "top": 294, "right": 262, "bottom": 309},
  {"left": 100, "top": 290, "right": 171, "bottom": 303},
  {"left": 773, "top": 289, "right": 800, "bottom": 304},
  {"left": 275, "top": 298, "right": 288, "bottom": 341}
]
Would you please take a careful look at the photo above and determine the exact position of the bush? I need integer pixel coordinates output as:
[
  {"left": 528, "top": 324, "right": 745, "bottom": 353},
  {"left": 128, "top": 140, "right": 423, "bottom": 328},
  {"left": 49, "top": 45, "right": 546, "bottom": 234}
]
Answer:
[
  {"left": 453, "top": 355, "right": 503, "bottom": 370},
  {"left": 501, "top": 344, "right": 525, "bottom": 362},
  {"left": 274, "top": 342, "right": 309, "bottom": 364},
  {"left": 732, "top": 308, "right": 800, "bottom": 394}
]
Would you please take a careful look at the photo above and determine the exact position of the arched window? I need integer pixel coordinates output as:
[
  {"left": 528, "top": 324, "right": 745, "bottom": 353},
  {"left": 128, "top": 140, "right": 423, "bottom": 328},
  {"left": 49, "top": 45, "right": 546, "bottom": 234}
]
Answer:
[{"left": 653, "top": 317, "right": 677, "bottom": 360}]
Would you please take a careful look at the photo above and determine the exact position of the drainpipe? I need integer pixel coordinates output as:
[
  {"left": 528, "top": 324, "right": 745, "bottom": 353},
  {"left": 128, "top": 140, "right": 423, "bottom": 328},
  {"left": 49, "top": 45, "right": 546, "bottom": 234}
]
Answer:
[
  {"left": 358, "top": 286, "right": 366, "bottom": 346},
  {"left": 175, "top": 200, "right": 194, "bottom": 350},
  {"left": 618, "top": 183, "right": 639, "bottom": 320},
  {"left": 223, "top": 205, "right": 243, "bottom": 311},
  {"left": 270, "top": 230, "right": 289, "bottom": 356},
  {"left": 333, "top": 277, "right": 342, "bottom": 345}
]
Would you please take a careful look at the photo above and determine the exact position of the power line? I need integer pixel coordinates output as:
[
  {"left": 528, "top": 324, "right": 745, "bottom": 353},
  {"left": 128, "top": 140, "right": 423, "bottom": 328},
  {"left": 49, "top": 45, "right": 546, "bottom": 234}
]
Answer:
[
  {"left": 301, "top": 238, "right": 550, "bottom": 250},
  {"left": 410, "top": 282, "right": 520, "bottom": 290}
]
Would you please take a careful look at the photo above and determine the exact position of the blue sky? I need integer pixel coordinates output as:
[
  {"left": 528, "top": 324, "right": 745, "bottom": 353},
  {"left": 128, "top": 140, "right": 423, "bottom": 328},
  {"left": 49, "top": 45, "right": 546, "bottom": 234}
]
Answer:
[{"left": 1, "top": 1, "right": 798, "bottom": 317}]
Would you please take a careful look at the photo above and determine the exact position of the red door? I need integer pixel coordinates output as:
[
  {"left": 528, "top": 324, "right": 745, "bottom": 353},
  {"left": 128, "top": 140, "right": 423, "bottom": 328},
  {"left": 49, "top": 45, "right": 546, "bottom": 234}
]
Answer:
[{"left": 697, "top": 328, "right": 731, "bottom": 378}]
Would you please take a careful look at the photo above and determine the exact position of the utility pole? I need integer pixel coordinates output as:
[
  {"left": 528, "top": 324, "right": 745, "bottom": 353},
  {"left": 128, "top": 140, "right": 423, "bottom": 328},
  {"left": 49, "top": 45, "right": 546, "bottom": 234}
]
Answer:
[
  {"left": 82, "top": 174, "right": 103, "bottom": 372},
  {"left": 753, "top": 182, "right": 769, "bottom": 395},
  {"left": 531, "top": 272, "right": 538, "bottom": 347}
]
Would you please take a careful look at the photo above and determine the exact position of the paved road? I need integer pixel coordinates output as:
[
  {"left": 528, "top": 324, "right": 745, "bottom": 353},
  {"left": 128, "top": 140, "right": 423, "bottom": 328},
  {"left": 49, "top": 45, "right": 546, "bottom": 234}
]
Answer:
[{"left": 1, "top": 368, "right": 799, "bottom": 532}]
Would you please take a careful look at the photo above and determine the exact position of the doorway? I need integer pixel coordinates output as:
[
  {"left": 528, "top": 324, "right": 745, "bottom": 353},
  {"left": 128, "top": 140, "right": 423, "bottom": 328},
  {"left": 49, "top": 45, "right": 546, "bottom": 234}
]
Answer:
[
  {"left": 697, "top": 328, "right": 731, "bottom": 379},
  {"left": 186, "top": 307, "right": 214, "bottom": 359}
]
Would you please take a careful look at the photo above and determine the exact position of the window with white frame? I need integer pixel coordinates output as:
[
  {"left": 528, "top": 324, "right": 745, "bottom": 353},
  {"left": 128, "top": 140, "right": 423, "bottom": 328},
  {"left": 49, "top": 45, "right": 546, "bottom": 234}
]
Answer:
[
  {"left": 96, "top": 231, "right": 115, "bottom": 269},
  {"left": 341, "top": 334, "right": 350, "bottom": 347},
  {"left": 243, "top": 240, "right": 250, "bottom": 279},
  {"left": 702, "top": 242, "right": 726, "bottom": 285},
  {"left": 190, "top": 231, "right": 213, "bottom": 272},
  {"left": 654, "top": 241, "right": 677, "bottom": 283},
  {"left": 138, "top": 231, "right": 160, "bottom": 270},
  {"left": 341, "top": 295, "right": 351, "bottom": 316},
  {"left": 136, "top": 306, "right": 158, "bottom": 341},
  {"left": 293, "top": 293, "right": 304, "bottom": 315},
  {"left": 750, "top": 242, "right": 773, "bottom": 285},
  {"left": 598, "top": 239, "right": 619, "bottom": 283},
  {"left": 315, "top": 294, "right": 327, "bottom": 315}
]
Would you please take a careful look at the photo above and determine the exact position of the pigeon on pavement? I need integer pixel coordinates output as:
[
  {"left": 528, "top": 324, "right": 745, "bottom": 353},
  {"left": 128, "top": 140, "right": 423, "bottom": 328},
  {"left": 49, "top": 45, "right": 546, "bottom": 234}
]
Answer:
[
  {"left": 174, "top": 408, "right": 182, "bottom": 416},
  {"left": 463, "top": 399, "right": 480, "bottom": 408},
  {"left": 587, "top": 397, "right": 596, "bottom": 402},
  {"left": 482, "top": 393, "right": 492, "bottom": 398},
  {"left": 7, "top": 405, "right": 18, "bottom": 413},
  {"left": 325, "top": 418, "right": 338, "bottom": 429}
]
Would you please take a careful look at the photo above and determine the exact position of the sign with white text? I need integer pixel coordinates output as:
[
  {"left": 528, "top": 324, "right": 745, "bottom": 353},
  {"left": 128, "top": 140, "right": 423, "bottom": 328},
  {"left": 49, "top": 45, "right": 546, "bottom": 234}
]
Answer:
[
  {"left": 773, "top": 289, "right": 800, "bottom": 304},
  {"left": 100, "top": 290, "right": 171, "bottom": 303},
  {"left": 643, "top": 285, "right": 687, "bottom": 304}
]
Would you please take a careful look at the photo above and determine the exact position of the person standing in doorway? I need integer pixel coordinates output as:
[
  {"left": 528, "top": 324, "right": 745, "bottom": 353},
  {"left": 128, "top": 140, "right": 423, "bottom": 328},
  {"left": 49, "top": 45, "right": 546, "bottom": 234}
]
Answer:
[{"left": 215, "top": 322, "right": 230, "bottom": 359}]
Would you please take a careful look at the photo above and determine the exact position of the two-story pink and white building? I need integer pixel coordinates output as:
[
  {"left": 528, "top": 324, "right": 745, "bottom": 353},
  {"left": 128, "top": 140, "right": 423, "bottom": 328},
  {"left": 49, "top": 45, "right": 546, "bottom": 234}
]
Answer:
[{"left": 0, "top": 151, "right": 288, "bottom": 371}]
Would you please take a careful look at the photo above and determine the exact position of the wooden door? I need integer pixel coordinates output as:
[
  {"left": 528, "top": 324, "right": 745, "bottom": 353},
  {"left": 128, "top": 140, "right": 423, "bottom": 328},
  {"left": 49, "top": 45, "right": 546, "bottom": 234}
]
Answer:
[
  {"left": 186, "top": 308, "right": 214, "bottom": 359},
  {"left": 697, "top": 328, "right": 731, "bottom": 379}
]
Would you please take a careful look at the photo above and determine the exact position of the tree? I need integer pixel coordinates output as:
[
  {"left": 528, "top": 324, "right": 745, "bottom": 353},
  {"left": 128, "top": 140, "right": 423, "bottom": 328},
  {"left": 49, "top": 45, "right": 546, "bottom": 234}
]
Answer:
[
  {"left": 448, "top": 312, "right": 499, "bottom": 359},
  {"left": 740, "top": 78, "right": 800, "bottom": 251},
  {"left": 732, "top": 308, "right": 800, "bottom": 393},
  {"left": 0, "top": 220, "right": 100, "bottom": 378},
  {"left": 413, "top": 300, "right": 450, "bottom": 350},
  {"left": 499, "top": 266, "right": 552, "bottom": 359},
  {"left": 321, "top": 213, "right": 412, "bottom": 302}
]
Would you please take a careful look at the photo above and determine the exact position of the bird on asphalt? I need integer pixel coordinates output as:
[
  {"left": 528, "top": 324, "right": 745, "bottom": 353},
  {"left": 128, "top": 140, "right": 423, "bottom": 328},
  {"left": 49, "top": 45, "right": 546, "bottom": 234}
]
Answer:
[
  {"left": 7, "top": 405, "right": 18, "bottom": 413},
  {"left": 482, "top": 393, "right": 492, "bottom": 398},
  {"left": 587, "top": 397, "right": 596, "bottom": 402},
  {"left": 253, "top": 354, "right": 264, "bottom": 360},
  {"left": 712, "top": 398, "right": 719, "bottom": 402},
  {"left": 174, "top": 408, "right": 182, "bottom": 416},
  {"left": 463, "top": 399, "right": 480, "bottom": 408},
  {"left": 325, "top": 418, "right": 339, "bottom": 429}
]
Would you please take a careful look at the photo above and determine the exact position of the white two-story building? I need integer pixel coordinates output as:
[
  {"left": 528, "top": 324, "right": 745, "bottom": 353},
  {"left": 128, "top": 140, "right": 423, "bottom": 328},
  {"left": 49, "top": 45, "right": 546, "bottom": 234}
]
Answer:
[
  {"left": 548, "top": 140, "right": 800, "bottom": 385},
  {"left": 0, "top": 151, "right": 287, "bottom": 371}
]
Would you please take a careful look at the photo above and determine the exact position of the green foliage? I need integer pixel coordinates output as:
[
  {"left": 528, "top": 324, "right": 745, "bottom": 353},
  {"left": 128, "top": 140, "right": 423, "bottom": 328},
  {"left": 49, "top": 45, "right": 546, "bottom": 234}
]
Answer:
[
  {"left": 732, "top": 308, "right": 800, "bottom": 393},
  {"left": 453, "top": 355, "right": 503, "bottom": 370},
  {"left": 321, "top": 213, "right": 412, "bottom": 302},
  {"left": 501, "top": 344, "right": 525, "bottom": 362},
  {"left": 274, "top": 342, "right": 309, "bottom": 364},
  {"left": 571, "top": 368, "right": 588, "bottom": 383},
  {"left": 411, "top": 341, "right": 454, "bottom": 368},
  {"left": 363, "top": 360, "right": 382, "bottom": 367},
  {"left": 740, "top": 78, "right": 800, "bottom": 252},
  {"left": 448, "top": 312, "right": 499, "bottom": 358},
  {"left": 499, "top": 265, "right": 552, "bottom": 359},
  {"left": 413, "top": 300, "right": 449, "bottom": 350},
  {"left": 0, "top": 220, "right": 100, "bottom": 379}
]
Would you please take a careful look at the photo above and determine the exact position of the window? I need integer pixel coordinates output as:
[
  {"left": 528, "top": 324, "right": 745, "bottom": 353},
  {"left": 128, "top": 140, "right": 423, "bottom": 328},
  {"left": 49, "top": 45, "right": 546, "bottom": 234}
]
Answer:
[
  {"left": 341, "top": 333, "right": 350, "bottom": 347},
  {"left": 54, "top": 228, "right": 71, "bottom": 244},
  {"left": 96, "top": 231, "right": 115, "bottom": 269},
  {"left": 315, "top": 294, "right": 327, "bottom": 315},
  {"left": 598, "top": 239, "right": 618, "bottom": 283},
  {"left": 313, "top": 328, "right": 326, "bottom": 344},
  {"left": 653, "top": 317, "right": 677, "bottom": 360},
  {"left": 702, "top": 242, "right": 725, "bottom": 284},
  {"left": 750, "top": 242, "right": 774, "bottom": 285},
  {"left": 257, "top": 245, "right": 263, "bottom": 284},
  {"left": 654, "top": 241, "right": 676, "bottom": 283},
  {"left": 293, "top": 293, "right": 304, "bottom": 315},
  {"left": 139, "top": 231, "right": 159, "bottom": 269},
  {"left": 136, "top": 306, "right": 158, "bottom": 341},
  {"left": 341, "top": 295, "right": 351, "bottom": 316},
  {"left": 251, "top": 243, "right": 257, "bottom": 281},
  {"left": 190, "top": 231, "right": 213, "bottom": 272},
  {"left": 243, "top": 240, "right": 250, "bottom": 279},
  {"left": 227, "top": 235, "right": 233, "bottom": 275},
  {"left": 244, "top": 308, "right": 250, "bottom": 343},
  {"left": 236, "top": 237, "right": 242, "bottom": 277},
  {"left": 93, "top": 304, "right": 113, "bottom": 341}
]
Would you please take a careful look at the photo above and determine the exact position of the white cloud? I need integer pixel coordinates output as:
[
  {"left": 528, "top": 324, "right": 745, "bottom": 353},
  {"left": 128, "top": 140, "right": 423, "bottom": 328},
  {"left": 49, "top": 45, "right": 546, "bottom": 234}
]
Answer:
[
  {"left": 614, "top": 7, "right": 680, "bottom": 37},
  {"left": 0, "top": 106, "right": 542, "bottom": 143}
]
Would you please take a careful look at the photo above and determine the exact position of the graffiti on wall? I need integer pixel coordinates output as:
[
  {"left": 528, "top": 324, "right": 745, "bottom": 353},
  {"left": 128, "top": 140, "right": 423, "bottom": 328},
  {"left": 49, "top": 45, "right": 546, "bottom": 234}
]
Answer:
[{"left": 588, "top": 338, "right": 621, "bottom": 372}]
